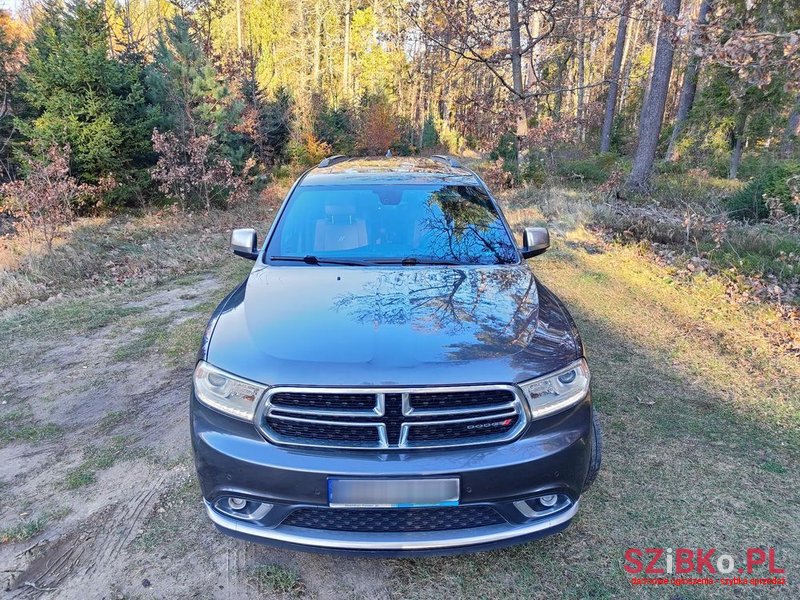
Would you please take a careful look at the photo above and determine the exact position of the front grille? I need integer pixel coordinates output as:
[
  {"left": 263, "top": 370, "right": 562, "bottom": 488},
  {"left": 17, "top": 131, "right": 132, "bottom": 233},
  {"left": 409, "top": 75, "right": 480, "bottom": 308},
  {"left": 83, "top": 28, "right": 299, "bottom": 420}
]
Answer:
[
  {"left": 409, "top": 389, "right": 513, "bottom": 410},
  {"left": 267, "top": 418, "right": 380, "bottom": 444},
  {"left": 257, "top": 386, "right": 526, "bottom": 449},
  {"left": 271, "top": 392, "right": 376, "bottom": 411},
  {"left": 282, "top": 506, "right": 505, "bottom": 532}
]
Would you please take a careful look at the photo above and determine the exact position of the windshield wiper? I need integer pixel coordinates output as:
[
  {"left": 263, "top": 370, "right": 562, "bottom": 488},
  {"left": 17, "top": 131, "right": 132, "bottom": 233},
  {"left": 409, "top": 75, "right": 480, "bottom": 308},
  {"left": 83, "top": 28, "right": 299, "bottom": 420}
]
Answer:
[
  {"left": 269, "top": 255, "right": 369, "bottom": 266},
  {"left": 370, "top": 257, "right": 462, "bottom": 266}
]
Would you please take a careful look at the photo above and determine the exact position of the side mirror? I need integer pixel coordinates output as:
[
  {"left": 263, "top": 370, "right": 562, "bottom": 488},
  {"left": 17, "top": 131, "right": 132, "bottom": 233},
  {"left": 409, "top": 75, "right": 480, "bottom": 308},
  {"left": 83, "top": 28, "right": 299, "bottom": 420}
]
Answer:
[
  {"left": 231, "top": 228, "right": 259, "bottom": 260},
  {"left": 521, "top": 227, "right": 550, "bottom": 259}
]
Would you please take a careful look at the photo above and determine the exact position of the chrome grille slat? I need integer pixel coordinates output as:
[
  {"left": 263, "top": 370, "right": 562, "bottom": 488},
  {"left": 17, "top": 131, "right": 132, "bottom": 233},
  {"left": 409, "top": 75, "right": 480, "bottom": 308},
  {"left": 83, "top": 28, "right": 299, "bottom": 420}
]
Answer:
[{"left": 256, "top": 385, "right": 527, "bottom": 450}]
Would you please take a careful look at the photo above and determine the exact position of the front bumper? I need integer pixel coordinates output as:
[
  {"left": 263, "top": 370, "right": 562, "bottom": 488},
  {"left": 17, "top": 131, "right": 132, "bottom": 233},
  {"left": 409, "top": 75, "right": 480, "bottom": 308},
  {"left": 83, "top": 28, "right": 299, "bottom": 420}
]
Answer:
[{"left": 191, "top": 391, "right": 593, "bottom": 556}]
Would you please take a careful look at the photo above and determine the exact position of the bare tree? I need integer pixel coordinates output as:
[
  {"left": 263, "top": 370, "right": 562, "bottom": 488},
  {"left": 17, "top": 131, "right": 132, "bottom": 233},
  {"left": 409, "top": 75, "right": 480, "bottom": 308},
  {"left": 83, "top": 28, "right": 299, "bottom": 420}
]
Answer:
[
  {"left": 626, "top": 0, "right": 682, "bottom": 190},
  {"left": 599, "top": 0, "right": 631, "bottom": 153},
  {"left": 665, "top": 0, "right": 712, "bottom": 161},
  {"left": 342, "top": 0, "right": 351, "bottom": 98}
]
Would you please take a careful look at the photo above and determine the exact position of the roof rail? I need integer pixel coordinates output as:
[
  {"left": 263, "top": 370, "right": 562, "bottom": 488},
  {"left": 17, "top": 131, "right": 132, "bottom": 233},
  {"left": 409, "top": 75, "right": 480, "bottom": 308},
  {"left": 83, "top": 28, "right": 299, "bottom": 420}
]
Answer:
[
  {"left": 318, "top": 155, "right": 349, "bottom": 168},
  {"left": 430, "top": 154, "right": 463, "bottom": 169}
]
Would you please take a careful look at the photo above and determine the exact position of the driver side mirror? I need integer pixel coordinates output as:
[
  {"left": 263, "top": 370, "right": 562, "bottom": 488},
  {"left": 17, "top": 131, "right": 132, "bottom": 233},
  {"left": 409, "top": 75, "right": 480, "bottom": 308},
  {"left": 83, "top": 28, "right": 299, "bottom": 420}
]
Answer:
[
  {"left": 521, "top": 227, "right": 550, "bottom": 259},
  {"left": 231, "top": 228, "right": 259, "bottom": 260}
]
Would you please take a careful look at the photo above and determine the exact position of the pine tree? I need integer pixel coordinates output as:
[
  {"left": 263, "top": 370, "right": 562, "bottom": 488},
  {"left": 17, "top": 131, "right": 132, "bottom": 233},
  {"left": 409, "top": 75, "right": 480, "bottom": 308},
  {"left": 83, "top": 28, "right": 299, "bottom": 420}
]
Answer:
[
  {"left": 420, "top": 115, "right": 440, "bottom": 151},
  {"left": 15, "top": 0, "right": 157, "bottom": 202},
  {"left": 146, "top": 15, "right": 244, "bottom": 168},
  {"left": 239, "top": 57, "right": 293, "bottom": 168}
]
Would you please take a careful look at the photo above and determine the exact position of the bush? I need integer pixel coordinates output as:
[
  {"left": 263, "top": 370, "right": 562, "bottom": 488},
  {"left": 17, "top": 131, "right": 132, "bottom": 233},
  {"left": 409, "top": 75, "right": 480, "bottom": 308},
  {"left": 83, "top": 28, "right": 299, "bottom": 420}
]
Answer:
[
  {"left": 313, "top": 104, "right": 356, "bottom": 154},
  {"left": 727, "top": 161, "right": 800, "bottom": 220},
  {"left": 151, "top": 130, "right": 251, "bottom": 211},
  {"left": 555, "top": 153, "right": 618, "bottom": 184},
  {"left": 489, "top": 132, "right": 519, "bottom": 181},
  {"left": 357, "top": 99, "right": 401, "bottom": 154},
  {"left": 1, "top": 145, "right": 108, "bottom": 251},
  {"left": 420, "top": 115, "right": 440, "bottom": 151}
]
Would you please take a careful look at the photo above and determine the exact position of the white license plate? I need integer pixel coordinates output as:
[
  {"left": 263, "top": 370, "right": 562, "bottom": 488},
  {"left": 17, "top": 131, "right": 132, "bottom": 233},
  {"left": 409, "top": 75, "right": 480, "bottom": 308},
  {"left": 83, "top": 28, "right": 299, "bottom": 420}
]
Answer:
[{"left": 328, "top": 478, "right": 460, "bottom": 508}]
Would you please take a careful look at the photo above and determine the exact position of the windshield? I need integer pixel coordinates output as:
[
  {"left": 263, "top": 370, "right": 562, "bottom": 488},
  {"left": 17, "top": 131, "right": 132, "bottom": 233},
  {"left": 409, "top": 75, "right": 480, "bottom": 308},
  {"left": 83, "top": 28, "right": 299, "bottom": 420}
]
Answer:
[{"left": 266, "top": 184, "right": 518, "bottom": 265}]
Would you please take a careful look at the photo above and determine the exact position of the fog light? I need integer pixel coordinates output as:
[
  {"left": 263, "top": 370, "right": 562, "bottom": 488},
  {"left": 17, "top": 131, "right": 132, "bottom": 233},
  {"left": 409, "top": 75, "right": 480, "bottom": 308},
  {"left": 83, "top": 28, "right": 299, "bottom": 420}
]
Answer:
[
  {"left": 539, "top": 494, "right": 558, "bottom": 507},
  {"left": 214, "top": 496, "right": 273, "bottom": 521},
  {"left": 513, "top": 493, "right": 571, "bottom": 519},
  {"left": 228, "top": 497, "right": 247, "bottom": 510}
]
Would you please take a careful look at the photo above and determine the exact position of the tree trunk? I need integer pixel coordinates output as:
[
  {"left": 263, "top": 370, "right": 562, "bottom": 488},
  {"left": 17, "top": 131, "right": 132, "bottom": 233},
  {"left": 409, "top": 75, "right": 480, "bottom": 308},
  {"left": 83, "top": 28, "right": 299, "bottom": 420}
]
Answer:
[
  {"left": 780, "top": 94, "right": 800, "bottom": 158},
  {"left": 618, "top": 14, "right": 641, "bottom": 112},
  {"left": 343, "top": 0, "right": 351, "bottom": 99},
  {"left": 236, "top": 0, "right": 242, "bottom": 51},
  {"left": 729, "top": 109, "right": 748, "bottom": 179},
  {"left": 312, "top": 0, "right": 322, "bottom": 87},
  {"left": 626, "top": 0, "right": 682, "bottom": 190},
  {"left": 576, "top": 0, "right": 586, "bottom": 143},
  {"left": 665, "top": 0, "right": 712, "bottom": 161},
  {"left": 508, "top": 0, "right": 526, "bottom": 166},
  {"left": 600, "top": 0, "right": 631, "bottom": 153}
]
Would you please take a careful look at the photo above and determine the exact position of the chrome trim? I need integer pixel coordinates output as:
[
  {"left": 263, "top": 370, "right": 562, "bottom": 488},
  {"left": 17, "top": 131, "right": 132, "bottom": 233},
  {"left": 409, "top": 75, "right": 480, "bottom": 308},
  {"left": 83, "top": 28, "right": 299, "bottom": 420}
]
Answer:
[
  {"left": 398, "top": 408, "right": 520, "bottom": 448},
  {"left": 205, "top": 500, "right": 579, "bottom": 551},
  {"left": 513, "top": 497, "right": 571, "bottom": 520},
  {"left": 254, "top": 385, "right": 528, "bottom": 451}
]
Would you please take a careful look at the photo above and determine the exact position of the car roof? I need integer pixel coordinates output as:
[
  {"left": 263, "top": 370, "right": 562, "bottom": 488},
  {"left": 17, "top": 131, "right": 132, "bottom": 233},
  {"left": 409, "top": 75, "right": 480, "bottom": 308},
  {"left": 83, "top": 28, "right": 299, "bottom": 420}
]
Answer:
[{"left": 300, "top": 156, "right": 483, "bottom": 187}]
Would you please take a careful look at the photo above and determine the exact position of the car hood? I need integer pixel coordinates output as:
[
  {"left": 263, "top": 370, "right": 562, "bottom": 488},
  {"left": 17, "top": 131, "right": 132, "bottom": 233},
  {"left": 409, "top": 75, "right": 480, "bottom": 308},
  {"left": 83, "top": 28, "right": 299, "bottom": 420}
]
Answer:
[{"left": 206, "top": 264, "right": 581, "bottom": 387}]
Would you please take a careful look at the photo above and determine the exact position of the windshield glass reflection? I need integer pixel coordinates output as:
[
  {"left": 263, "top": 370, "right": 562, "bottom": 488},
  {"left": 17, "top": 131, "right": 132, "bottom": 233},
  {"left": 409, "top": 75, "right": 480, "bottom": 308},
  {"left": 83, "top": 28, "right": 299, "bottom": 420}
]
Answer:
[{"left": 267, "top": 184, "right": 517, "bottom": 265}]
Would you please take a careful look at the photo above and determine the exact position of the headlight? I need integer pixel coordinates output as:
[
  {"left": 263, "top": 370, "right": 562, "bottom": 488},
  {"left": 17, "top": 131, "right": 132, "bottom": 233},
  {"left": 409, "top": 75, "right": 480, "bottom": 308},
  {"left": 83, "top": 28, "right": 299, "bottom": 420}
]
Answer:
[
  {"left": 193, "top": 361, "right": 267, "bottom": 420},
  {"left": 519, "top": 359, "right": 590, "bottom": 419}
]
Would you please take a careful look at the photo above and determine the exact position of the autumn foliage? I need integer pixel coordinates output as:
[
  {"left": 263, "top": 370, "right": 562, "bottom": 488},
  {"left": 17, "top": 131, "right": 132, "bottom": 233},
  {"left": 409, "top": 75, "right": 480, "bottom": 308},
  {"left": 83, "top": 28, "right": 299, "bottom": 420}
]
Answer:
[
  {"left": 151, "top": 130, "right": 252, "bottom": 212},
  {"left": 1, "top": 146, "right": 110, "bottom": 251}
]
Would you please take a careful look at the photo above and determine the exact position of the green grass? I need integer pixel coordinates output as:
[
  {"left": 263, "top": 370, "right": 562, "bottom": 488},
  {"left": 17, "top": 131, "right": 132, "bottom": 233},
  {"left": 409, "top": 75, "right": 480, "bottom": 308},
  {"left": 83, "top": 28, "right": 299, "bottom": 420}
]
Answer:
[
  {"left": 136, "top": 474, "right": 200, "bottom": 553},
  {"left": 248, "top": 564, "right": 305, "bottom": 597},
  {"left": 0, "top": 298, "right": 143, "bottom": 366},
  {"left": 62, "top": 436, "right": 137, "bottom": 490},
  {"left": 0, "top": 517, "right": 48, "bottom": 544},
  {"left": 111, "top": 315, "right": 174, "bottom": 362},
  {"left": 0, "top": 409, "right": 63, "bottom": 446},
  {"left": 0, "top": 507, "right": 69, "bottom": 545},
  {"left": 96, "top": 409, "right": 134, "bottom": 433}
]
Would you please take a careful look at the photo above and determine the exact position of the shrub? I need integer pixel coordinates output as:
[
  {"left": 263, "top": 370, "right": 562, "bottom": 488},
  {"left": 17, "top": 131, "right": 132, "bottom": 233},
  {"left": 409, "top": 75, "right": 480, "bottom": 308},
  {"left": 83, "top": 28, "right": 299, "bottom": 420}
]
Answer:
[
  {"left": 420, "top": 115, "right": 440, "bottom": 150},
  {"left": 1, "top": 145, "right": 108, "bottom": 251},
  {"left": 555, "top": 153, "right": 618, "bottom": 184},
  {"left": 151, "top": 130, "right": 251, "bottom": 211},
  {"left": 727, "top": 161, "right": 800, "bottom": 220},
  {"left": 489, "top": 132, "right": 519, "bottom": 180},
  {"left": 313, "top": 104, "right": 356, "bottom": 154},
  {"left": 357, "top": 100, "right": 401, "bottom": 154},
  {"left": 288, "top": 134, "right": 333, "bottom": 167}
]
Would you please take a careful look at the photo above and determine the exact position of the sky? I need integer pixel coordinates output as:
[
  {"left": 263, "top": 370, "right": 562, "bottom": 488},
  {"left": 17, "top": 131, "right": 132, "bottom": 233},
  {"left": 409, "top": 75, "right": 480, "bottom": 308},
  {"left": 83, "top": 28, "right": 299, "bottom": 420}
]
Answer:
[{"left": 0, "top": 0, "right": 20, "bottom": 15}]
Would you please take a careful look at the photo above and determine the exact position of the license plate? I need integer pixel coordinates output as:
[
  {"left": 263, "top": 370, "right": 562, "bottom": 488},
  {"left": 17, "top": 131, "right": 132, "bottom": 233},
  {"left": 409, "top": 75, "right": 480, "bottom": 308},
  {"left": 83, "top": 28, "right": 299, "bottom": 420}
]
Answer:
[{"left": 328, "top": 477, "right": 460, "bottom": 508}]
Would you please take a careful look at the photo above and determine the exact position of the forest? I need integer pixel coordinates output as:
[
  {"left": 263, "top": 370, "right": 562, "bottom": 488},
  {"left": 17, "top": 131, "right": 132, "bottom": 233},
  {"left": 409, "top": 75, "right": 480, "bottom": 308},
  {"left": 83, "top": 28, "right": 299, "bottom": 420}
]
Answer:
[{"left": 0, "top": 0, "right": 797, "bottom": 212}]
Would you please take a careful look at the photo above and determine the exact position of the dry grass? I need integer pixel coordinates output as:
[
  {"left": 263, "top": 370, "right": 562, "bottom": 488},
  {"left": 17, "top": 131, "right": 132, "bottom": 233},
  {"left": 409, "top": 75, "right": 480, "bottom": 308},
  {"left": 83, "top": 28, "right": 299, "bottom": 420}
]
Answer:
[
  {"left": 0, "top": 185, "right": 285, "bottom": 309},
  {"left": 384, "top": 197, "right": 800, "bottom": 599}
]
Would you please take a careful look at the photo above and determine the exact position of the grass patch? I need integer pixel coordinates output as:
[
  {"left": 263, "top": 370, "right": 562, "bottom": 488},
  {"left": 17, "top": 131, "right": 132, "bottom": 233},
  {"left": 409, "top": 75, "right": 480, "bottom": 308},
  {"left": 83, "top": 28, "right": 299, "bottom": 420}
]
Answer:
[
  {"left": 0, "top": 298, "right": 144, "bottom": 366},
  {"left": 248, "top": 564, "right": 305, "bottom": 597},
  {"left": 0, "top": 409, "right": 63, "bottom": 446},
  {"left": 111, "top": 315, "right": 173, "bottom": 362},
  {"left": 62, "top": 435, "right": 137, "bottom": 490},
  {"left": 0, "top": 516, "right": 48, "bottom": 544},
  {"left": 160, "top": 315, "right": 207, "bottom": 363},
  {"left": 761, "top": 460, "right": 788, "bottom": 475},
  {"left": 136, "top": 473, "right": 200, "bottom": 552},
  {"left": 96, "top": 409, "right": 134, "bottom": 433}
]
